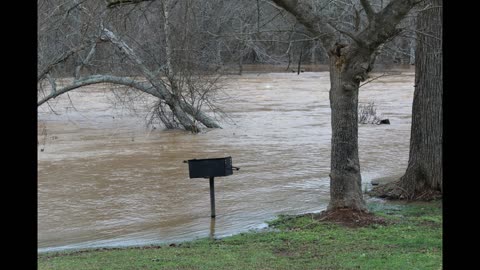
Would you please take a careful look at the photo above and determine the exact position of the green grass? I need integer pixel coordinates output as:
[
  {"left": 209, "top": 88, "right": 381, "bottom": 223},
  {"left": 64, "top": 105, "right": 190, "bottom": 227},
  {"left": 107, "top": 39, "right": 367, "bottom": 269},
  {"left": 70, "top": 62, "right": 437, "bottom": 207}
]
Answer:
[{"left": 38, "top": 200, "right": 442, "bottom": 270}]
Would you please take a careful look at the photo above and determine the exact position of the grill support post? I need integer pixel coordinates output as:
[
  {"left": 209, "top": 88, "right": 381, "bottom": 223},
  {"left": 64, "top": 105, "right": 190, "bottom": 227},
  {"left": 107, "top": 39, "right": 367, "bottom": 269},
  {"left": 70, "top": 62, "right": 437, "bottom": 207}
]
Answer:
[
  {"left": 209, "top": 216, "right": 216, "bottom": 239},
  {"left": 184, "top": 157, "right": 239, "bottom": 218},
  {"left": 209, "top": 177, "right": 216, "bottom": 218}
]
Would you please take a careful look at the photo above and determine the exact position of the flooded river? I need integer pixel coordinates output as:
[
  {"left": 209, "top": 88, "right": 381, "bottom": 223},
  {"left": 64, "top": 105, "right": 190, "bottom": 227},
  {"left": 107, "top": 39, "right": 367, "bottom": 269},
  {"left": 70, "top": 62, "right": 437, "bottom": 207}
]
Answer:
[{"left": 38, "top": 71, "right": 414, "bottom": 252}]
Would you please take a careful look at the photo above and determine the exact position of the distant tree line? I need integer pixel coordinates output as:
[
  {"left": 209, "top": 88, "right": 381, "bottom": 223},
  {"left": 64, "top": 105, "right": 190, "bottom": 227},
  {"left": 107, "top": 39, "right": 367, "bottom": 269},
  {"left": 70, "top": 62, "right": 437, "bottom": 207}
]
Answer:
[{"left": 38, "top": 0, "right": 416, "bottom": 79}]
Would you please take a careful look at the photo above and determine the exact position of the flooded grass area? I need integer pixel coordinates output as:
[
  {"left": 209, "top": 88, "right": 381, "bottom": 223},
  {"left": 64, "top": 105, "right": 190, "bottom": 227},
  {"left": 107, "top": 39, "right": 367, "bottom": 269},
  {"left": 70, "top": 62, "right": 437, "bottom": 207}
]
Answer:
[
  {"left": 37, "top": 200, "right": 442, "bottom": 270},
  {"left": 38, "top": 71, "right": 415, "bottom": 252}
]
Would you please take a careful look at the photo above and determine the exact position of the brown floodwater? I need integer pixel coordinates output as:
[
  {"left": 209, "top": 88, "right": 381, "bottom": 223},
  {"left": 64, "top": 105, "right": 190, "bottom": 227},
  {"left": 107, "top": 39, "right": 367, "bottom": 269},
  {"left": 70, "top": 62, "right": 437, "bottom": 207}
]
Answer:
[{"left": 38, "top": 71, "right": 414, "bottom": 252}]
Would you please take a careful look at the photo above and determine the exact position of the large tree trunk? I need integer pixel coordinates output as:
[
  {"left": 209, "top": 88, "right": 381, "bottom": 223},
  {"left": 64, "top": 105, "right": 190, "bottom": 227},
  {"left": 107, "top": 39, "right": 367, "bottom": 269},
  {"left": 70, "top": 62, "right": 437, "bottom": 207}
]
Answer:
[
  {"left": 370, "top": 0, "right": 442, "bottom": 200},
  {"left": 398, "top": 0, "right": 442, "bottom": 198},
  {"left": 327, "top": 44, "right": 371, "bottom": 211}
]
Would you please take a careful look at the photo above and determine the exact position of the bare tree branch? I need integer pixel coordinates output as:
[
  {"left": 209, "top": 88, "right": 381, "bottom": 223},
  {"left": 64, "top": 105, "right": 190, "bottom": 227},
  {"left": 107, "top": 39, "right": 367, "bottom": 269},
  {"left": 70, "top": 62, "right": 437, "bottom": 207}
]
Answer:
[
  {"left": 271, "top": 0, "right": 337, "bottom": 50},
  {"left": 45, "top": 74, "right": 57, "bottom": 95},
  {"left": 74, "top": 42, "right": 97, "bottom": 79},
  {"left": 106, "top": 0, "right": 155, "bottom": 9},
  {"left": 38, "top": 40, "right": 95, "bottom": 82},
  {"left": 357, "top": 0, "right": 424, "bottom": 51},
  {"left": 359, "top": 0, "right": 376, "bottom": 22},
  {"left": 327, "top": 22, "right": 364, "bottom": 46},
  {"left": 38, "top": 75, "right": 155, "bottom": 106},
  {"left": 100, "top": 27, "right": 170, "bottom": 99},
  {"left": 359, "top": 72, "right": 400, "bottom": 88},
  {"left": 257, "top": 0, "right": 261, "bottom": 32}
]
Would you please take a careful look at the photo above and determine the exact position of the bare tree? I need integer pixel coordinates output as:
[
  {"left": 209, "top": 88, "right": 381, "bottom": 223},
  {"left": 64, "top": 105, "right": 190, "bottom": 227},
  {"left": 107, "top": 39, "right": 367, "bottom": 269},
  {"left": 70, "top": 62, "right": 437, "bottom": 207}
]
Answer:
[
  {"left": 270, "top": 0, "right": 423, "bottom": 213},
  {"left": 38, "top": 0, "right": 222, "bottom": 133}
]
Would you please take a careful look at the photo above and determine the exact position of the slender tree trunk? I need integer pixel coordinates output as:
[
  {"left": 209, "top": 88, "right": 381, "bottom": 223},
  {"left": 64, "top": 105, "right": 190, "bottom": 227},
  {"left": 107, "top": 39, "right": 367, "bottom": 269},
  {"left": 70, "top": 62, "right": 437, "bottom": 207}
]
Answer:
[
  {"left": 398, "top": 0, "right": 442, "bottom": 198},
  {"left": 239, "top": 52, "right": 243, "bottom": 75},
  {"left": 162, "top": 0, "right": 174, "bottom": 79},
  {"left": 311, "top": 41, "right": 317, "bottom": 65},
  {"left": 161, "top": 0, "right": 197, "bottom": 131},
  {"left": 409, "top": 31, "right": 416, "bottom": 65},
  {"left": 297, "top": 47, "right": 303, "bottom": 75},
  {"left": 238, "top": 21, "right": 244, "bottom": 76}
]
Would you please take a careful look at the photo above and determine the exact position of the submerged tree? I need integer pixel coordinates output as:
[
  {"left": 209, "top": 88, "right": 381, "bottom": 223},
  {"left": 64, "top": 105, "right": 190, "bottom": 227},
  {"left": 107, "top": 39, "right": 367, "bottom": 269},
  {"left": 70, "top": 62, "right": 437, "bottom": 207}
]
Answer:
[
  {"left": 38, "top": 0, "right": 222, "bottom": 133},
  {"left": 270, "top": 0, "right": 422, "bottom": 212},
  {"left": 371, "top": 0, "right": 442, "bottom": 200}
]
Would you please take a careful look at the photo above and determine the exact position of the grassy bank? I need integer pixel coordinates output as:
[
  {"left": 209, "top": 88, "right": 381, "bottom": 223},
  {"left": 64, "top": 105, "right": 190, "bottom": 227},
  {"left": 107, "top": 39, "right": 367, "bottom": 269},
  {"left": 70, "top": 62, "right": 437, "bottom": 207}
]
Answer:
[{"left": 38, "top": 200, "right": 442, "bottom": 270}]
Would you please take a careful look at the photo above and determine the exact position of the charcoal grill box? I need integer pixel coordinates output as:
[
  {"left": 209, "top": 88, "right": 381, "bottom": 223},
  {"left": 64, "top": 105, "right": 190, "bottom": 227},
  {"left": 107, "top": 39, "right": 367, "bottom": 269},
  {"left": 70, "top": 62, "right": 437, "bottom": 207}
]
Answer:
[{"left": 186, "top": 157, "right": 233, "bottom": 178}]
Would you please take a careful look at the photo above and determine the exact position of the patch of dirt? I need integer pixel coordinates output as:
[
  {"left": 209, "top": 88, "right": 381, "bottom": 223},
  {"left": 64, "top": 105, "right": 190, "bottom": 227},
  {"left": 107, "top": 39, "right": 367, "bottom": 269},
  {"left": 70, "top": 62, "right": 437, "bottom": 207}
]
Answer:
[
  {"left": 273, "top": 248, "right": 296, "bottom": 257},
  {"left": 314, "top": 209, "right": 389, "bottom": 228}
]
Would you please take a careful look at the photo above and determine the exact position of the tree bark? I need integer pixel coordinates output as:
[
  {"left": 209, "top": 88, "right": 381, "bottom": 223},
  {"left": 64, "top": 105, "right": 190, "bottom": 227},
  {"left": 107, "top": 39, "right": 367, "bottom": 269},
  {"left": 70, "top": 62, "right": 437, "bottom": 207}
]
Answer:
[
  {"left": 328, "top": 53, "right": 366, "bottom": 211},
  {"left": 326, "top": 41, "right": 378, "bottom": 211},
  {"left": 398, "top": 0, "right": 442, "bottom": 198}
]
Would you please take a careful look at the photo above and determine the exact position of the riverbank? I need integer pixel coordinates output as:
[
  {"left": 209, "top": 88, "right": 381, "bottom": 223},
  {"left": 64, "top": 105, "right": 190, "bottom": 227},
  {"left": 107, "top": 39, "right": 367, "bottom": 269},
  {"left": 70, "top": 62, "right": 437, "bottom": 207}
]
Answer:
[{"left": 38, "top": 199, "right": 442, "bottom": 270}]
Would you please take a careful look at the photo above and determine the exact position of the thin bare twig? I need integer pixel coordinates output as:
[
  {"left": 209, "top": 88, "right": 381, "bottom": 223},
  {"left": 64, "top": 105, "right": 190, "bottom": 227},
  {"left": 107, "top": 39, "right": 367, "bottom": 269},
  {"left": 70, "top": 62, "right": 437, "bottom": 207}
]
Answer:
[{"left": 360, "top": 72, "right": 401, "bottom": 88}]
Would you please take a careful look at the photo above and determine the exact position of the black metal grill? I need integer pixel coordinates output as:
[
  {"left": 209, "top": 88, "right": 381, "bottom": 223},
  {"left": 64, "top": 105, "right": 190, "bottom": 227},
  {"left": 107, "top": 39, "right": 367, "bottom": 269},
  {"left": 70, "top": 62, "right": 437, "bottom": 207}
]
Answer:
[
  {"left": 183, "top": 156, "right": 239, "bottom": 218},
  {"left": 186, "top": 156, "right": 238, "bottom": 178}
]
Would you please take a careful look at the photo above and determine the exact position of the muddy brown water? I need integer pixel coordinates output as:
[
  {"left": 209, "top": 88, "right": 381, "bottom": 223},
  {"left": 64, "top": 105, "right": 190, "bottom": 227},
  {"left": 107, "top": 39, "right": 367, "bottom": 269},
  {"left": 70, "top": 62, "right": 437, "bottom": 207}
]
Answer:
[{"left": 38, "top": 71, "right": 414, "bottom": 252}]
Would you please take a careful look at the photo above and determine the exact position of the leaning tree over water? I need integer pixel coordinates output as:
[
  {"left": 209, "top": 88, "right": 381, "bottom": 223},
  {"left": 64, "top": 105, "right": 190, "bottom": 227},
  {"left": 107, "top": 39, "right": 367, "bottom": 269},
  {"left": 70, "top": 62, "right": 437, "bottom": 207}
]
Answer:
[{"left": 38, "top": 0, "right": 223, "bottom": 133}]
